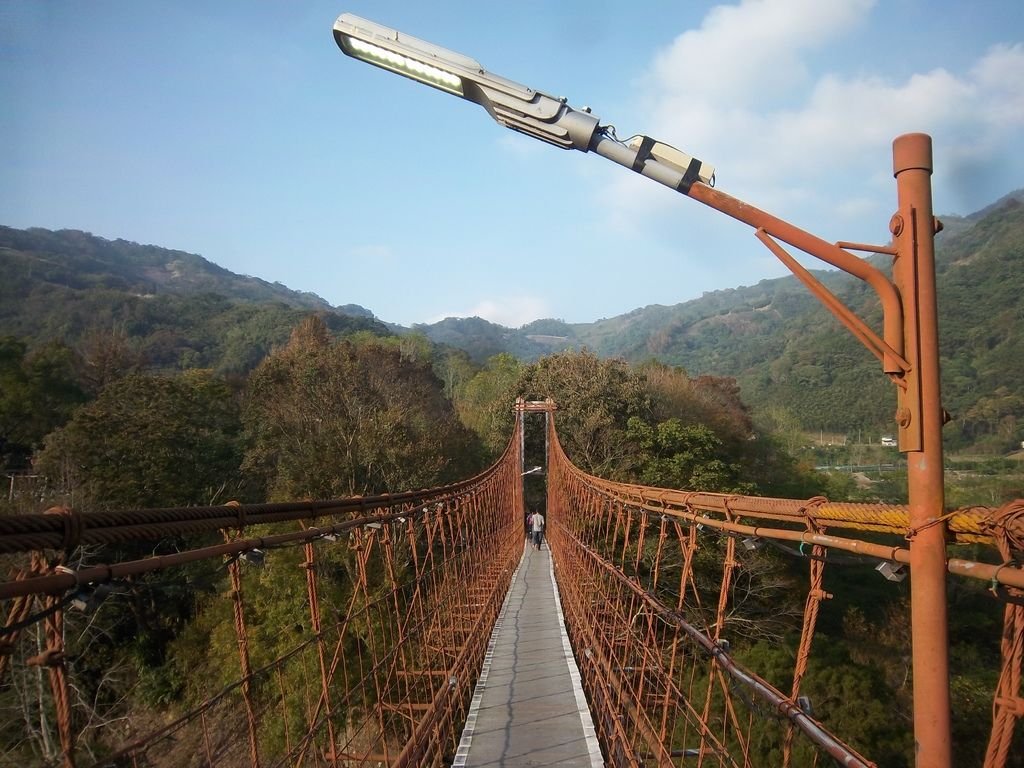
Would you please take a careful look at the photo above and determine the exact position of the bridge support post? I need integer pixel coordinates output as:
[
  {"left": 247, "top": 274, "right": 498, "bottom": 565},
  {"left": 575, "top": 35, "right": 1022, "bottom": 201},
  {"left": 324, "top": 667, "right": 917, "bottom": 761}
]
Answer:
[{"left": 892, "top": 133, "right": 952, "bottom": 768}]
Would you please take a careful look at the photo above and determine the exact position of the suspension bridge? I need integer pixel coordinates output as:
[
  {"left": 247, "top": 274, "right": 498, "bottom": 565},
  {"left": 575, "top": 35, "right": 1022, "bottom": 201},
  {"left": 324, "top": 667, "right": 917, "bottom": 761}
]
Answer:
[{"left": 1, "top": 397, "right": 1022, "bottom": 767}]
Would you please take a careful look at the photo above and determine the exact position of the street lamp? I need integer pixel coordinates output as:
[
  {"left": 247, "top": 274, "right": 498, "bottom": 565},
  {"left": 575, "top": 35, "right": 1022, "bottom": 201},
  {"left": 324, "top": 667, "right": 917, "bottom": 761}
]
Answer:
[
  {"left": 334, "top": 15, "right": 950, "bottom": 767},
  {"left": 332, "top": 15, "right": 902, "bottom": 385},
  {"left": 521, "top": 466, "right": 543, "bottom": 476},
  {"left": 333, "top": 14, "right": 713, "bottom": 182}
]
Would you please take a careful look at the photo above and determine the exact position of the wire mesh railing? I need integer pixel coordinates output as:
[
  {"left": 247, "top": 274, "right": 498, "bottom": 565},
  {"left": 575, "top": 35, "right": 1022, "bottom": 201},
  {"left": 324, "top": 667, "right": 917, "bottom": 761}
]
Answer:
[
  {"left": 2, "top": 405, "right": 1023, "bottom": 766},
  {"left": 544, "top": 410, "right": 1024, "bottom": 768},
  {"left": 0, "top": 425, "right": 524, "bottom": 768}
]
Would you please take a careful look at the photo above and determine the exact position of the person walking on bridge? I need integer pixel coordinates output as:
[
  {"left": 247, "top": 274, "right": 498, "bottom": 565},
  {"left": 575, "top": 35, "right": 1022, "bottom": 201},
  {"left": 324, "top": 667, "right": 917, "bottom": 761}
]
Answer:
[{"left": 531, "top": 510, "right": 545, "bottom": 550}]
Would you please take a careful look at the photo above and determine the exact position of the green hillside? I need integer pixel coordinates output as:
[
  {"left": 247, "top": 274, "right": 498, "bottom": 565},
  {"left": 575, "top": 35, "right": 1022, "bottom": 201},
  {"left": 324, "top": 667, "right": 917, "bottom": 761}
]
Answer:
[
  {"left": 2, "top": 187, "right": 1022, "bottom": 453},
  {"left": 0, "top": 226, "right": 384, "bottom": 374},
  {"left": 415, "top": 191, "right": 1024, "bottom": 450}
]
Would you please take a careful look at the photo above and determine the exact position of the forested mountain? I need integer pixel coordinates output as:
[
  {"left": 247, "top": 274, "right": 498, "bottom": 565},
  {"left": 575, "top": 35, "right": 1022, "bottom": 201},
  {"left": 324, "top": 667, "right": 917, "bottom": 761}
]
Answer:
[
  {"left": 410, "top": 315, "right": 570, "bottom": 361},
  {"left": 0, "top": 226, "right": 375, "bottom": 314},
  {"left": 2, "top": 187, "right": 1022, "bottom": 450},
  {"left": 415, "top": 191, "right": 1024, "bottom": 448},
  {"left": 0, "top": 226, "right": 384, "bottom": 374}
]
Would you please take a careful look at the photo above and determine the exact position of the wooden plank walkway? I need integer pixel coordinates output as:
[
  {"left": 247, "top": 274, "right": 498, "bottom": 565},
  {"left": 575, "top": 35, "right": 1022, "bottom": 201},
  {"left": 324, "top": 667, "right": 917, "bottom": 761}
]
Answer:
[{"left": 453, "top": 542, "right": 603, "bottom": 767}]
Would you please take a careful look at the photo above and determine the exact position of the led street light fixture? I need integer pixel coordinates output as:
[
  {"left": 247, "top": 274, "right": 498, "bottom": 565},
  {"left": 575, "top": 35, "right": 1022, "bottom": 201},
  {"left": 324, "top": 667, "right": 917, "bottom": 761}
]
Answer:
[
  {"left": 342, "top": 34, "right": 465, "bottom": 95},
  {"left": 875, "top": 560, "right": 907, "bottom": 582},
  {"left": 70, "top": 584, "right": 112, "bottom": 615},
  {"left": 797, "top": 695, "right": 814, "bottom": 717},
  {"left": 334, "top": 15, "right": 715, "bottom": 196},
  {"left": 334, "top": 14, "right": 599, "bottom": 151},
  {"left": 241, "top": 549, "right": 266, "bottom": 567}
]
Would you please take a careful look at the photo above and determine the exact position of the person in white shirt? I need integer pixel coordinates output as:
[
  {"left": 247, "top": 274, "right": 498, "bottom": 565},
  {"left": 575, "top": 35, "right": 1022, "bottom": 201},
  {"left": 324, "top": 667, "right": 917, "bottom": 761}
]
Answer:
[{"left": 531, "top": 511, "right": 545, "bottom": 550}]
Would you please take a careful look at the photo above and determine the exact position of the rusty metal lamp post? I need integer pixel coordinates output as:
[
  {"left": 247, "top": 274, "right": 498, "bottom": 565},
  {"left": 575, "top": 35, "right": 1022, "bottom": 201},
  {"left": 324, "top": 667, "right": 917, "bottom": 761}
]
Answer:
[{"left": 334, "top": 16, "right": 952, "bottom": 766}]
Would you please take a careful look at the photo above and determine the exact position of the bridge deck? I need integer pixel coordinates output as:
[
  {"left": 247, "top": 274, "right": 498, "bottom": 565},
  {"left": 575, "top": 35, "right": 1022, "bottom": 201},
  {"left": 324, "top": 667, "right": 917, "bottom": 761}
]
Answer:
[{"left": 454, "top": 543, "right": 603, "bottom": 767}]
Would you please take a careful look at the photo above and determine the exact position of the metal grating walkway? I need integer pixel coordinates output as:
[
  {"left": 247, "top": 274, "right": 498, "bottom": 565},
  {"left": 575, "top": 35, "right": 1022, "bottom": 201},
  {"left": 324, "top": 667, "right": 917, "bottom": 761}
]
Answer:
[{"left": 453, "top": 543, "right": 603, "bottom": 767}]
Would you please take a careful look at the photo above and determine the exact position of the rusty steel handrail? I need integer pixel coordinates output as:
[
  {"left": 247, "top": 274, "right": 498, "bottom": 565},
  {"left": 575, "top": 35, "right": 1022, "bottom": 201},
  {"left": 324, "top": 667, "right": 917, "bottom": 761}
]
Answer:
[
  {"left": 556, "top": 476, "right": 1024, "bottom": 589},
  {"left": 587, "top": 483, "right": 1022, "bottom": 549},
  {"left": 1, "top": 507, "right": 420, "bottom": 601},
  {"left": 0, "top": 476, "right": 500, "bottom": 556}
]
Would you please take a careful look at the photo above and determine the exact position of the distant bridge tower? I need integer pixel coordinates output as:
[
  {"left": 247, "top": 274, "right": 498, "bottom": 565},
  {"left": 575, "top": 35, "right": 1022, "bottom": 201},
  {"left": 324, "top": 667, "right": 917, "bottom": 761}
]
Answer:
[{"left": 514, "top": 397, "right": 556, "bottom": 477}]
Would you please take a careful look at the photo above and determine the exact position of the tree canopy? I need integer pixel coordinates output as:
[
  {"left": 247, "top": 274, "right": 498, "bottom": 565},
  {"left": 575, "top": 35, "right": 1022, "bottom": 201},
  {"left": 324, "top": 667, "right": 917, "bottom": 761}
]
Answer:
[
  {"left": 242, "top": 317, "right": 481, "bottom": 501},
  {"left": 36, "top": 369, "right": 245, "bottom": 510}
]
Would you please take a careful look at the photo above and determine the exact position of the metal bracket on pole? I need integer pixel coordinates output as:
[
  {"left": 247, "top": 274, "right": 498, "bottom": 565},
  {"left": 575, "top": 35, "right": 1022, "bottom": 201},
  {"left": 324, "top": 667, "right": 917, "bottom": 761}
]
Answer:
[{"left": 889, "top": 206, "right": 925, "bottom": 452}]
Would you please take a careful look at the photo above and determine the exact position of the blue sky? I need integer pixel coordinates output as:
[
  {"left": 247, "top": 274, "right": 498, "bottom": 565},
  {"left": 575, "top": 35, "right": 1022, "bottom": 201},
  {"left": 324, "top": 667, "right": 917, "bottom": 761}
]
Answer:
[{"left": 2, "top": 1, "right": 1022, "bottom": 328}]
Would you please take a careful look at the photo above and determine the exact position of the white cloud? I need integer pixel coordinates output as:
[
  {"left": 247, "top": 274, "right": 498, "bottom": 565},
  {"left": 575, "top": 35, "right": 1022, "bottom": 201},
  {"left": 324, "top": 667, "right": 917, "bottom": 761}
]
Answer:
[
  {"left": 430, "top": 295, "right": 550, "bottom": 328},
  {"left": 601, "top": 0, "right": 1024, "bottom": 239},
  {"left": 651, "top": 0, "right": 874, "bottom": 106},
  {"left": 969, "top": 43, "right": 1024, "bottom": 129}
]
